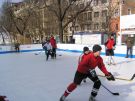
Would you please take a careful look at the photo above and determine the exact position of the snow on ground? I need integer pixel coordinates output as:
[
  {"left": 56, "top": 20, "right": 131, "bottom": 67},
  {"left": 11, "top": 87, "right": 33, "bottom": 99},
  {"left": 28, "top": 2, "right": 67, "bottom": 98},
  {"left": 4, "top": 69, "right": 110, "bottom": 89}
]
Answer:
[{"left": 0, "top": 51, "right": 135, "bottom": 101}]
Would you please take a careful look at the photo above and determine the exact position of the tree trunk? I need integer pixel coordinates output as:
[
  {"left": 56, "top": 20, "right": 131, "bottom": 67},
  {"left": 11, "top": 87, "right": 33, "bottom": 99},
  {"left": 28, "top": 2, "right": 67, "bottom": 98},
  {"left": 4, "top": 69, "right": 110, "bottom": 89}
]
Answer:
[
  {"left": 59, "top": 21, "right": 63, "bottom": 43},
  {"left": 0, "top": 32, "right": 5, "bottom": 45}
]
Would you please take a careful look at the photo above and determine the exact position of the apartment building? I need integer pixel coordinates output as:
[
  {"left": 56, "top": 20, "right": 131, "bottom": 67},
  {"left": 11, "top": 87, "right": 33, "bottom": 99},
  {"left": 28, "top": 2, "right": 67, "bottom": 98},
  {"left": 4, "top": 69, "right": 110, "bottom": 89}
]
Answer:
[
  {"left": 8, "top": 0, "right": 135, "bottom": 44},
  {"left": 119, "top": 0, "right": 135, "bottom": 45},
  {"left": 69, "top": 0, "right": 135, "bottom": 45},
  {"left": 121, "top": 0, "right": 135, "bottom": 15},
  {"left": 70, "top": 0, "right": 120, "bottom": 44}
]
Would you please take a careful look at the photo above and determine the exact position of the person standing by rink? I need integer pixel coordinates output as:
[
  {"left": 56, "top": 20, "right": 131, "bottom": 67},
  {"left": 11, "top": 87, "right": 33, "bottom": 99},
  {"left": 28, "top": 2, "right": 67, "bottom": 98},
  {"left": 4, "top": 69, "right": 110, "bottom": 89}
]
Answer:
[
  {"left": 125, "top": 36, "right": 134, "bottom": 58},
  {"left": 105, "top": 34, "right": 116, "bottom": 65},
  {"left": 60, "top": 44, "right": 115, "bottom": 101},
  {"left": 50, "top": 35, "right": 57, "bottom": 59},
  {"left": 43, "top": 40, "right": 52, "bottom": 61},
  {"left": 14, "top": 41, "right": 20, "bottom": 53}
]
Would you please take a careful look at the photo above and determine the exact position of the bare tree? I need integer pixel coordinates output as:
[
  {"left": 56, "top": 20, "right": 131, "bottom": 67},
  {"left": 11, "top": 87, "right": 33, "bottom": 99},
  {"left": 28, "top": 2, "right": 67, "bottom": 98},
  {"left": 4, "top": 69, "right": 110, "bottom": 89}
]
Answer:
[
  {"left": 0, "top": 0, "right": 35, "bottom": 44},
  {"left": 0, "top": 29, "right": 5, "bottom": 45},
  {"left": 22, "top": 0, "right": 59, "bottom": 42},
  {"left": 101, "top": 0, "right": 119, "bottom": 34},
  {"left": 1, "top": 0, "right": 94, "bottom": 43},
  {"left": 0, "top": 0, "right": 17, "bottom": 44},
  {"left": 40, "top": 0, "right": 93, "bottom": 43}
]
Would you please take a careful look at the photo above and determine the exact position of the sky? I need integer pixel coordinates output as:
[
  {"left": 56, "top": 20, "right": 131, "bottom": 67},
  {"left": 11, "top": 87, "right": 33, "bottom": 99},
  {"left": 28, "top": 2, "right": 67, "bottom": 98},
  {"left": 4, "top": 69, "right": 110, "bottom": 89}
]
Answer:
[
  {"left": 0, "top": 0, "right": 22, "bottom": 14},
  {"left": 0, "top": 0, "right": 22, "bottom": 8}
]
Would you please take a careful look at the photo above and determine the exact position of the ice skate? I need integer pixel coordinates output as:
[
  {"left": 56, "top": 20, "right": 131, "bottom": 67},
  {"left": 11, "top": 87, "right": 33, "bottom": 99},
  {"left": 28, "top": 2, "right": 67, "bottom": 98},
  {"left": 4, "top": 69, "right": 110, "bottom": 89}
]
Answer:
[
  {"left": 89, "top": 95, "right": 96, "bottom": 101},
  {"left": 107, "top": 62, "right": 111, "bottom": 65},
  {"left": 60, "top": 95, "right": 66, "bottom": 101},
  {"left": 112, "top": 62, "right": 116, "bottom": 65}
]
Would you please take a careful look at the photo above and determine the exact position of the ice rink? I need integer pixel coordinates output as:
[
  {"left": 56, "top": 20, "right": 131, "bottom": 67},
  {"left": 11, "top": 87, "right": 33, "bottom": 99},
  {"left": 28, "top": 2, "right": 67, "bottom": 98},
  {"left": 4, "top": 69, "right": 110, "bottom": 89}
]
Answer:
[{"left": 0, "top": 51, "right": 135, "bottom": 101}]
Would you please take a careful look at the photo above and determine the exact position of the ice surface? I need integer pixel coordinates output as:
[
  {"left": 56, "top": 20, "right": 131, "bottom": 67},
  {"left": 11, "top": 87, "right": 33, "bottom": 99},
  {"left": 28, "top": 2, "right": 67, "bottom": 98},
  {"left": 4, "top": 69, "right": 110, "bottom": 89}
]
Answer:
[{"left": 0, "top": 51, "right": 135, "bottom": 101}]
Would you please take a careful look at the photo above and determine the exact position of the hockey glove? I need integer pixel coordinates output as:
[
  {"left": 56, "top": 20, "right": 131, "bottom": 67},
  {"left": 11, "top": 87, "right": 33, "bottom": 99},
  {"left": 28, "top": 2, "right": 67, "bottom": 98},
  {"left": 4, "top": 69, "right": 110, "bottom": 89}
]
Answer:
[
  {"left": 89, "top": 69, "right": 97, "bottom": 77},
  {"left": 106, "top": 72, "right": 115, "bottom": 81},
  {"left": 113, "top": 46, "right": 116, "bottom": 50},
  {"left": 0, "top": 96, "right": 8, "bottom": 101}
]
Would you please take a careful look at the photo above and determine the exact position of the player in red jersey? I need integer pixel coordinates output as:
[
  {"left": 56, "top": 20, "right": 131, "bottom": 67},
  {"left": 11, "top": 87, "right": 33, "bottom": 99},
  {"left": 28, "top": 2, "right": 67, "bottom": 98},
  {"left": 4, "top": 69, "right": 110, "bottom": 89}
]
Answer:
[
  {"left": 78, "top": 46, "right": 91, "bottom": 83},
  {"left": 105, "top": 34, "right": 116, "bottom": 65},
  {"left": 60, "top": 44, "right": 115, "bottom": 101}
]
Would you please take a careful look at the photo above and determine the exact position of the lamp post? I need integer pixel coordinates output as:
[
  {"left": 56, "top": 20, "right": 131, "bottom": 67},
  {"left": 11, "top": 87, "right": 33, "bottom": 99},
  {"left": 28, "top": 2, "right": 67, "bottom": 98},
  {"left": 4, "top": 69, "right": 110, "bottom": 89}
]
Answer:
[
  {"left": 118, "top": 0, "right": 124, "bottom": 45},
  {"left": 118, "top": 0, "right": 122, "bottom": 45}
]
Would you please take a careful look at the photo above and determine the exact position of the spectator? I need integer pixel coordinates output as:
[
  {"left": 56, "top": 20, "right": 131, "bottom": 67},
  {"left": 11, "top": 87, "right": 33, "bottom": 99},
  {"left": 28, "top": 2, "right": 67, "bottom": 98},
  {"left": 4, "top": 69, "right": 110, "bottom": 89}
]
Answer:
[
  {"left": 14, "top": 41, "right": 20, "bottom": 52},
  {"left": 125, "top": 36, "right": 134, "bottom": 58},
  {"left": 104, "top": 34, "right": 116, "bottom": 65}
]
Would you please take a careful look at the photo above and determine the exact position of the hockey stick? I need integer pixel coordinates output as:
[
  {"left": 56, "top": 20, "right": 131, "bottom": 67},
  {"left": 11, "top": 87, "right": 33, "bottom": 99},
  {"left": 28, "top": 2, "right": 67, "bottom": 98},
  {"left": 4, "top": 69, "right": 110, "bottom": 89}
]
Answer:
[
  {"left": 58, "top": 54, "right": 62, "bottom": 56},
  {"left": 35, "top": 51, "right": 42, "bottom": 55},
  {"left": 131, "top": 74, "right": 135, "bottom": 80},
  {"left": 98, "top": 74, "right": 135, "bottom": 81},
  {"left": 101, "top": 84, "right": 119, "bottom": 96}
]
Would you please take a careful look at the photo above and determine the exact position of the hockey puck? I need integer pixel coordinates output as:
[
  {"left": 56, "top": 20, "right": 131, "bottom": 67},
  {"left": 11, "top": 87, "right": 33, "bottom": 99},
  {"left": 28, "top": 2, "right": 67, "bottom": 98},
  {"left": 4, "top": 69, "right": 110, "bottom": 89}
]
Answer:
[{"left": 35, "top": 53, "right": 38, "bottom": 55}]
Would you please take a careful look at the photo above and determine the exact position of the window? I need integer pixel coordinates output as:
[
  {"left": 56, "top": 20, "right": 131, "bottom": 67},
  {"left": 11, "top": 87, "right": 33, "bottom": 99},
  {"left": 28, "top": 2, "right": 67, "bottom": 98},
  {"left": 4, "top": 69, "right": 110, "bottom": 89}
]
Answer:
[
  {"left": 122, "top": 0, "right": 125, "bottom": 4},
  {"left": 101, "top": 0, "right": 107, "bottom": 4},
  {"left": 70, "top": 27, "right": 72, "bottom": 31},
  {"left": 102, "top": 22, "right": 106, "bottom": 29},
  {"left": 94, "top": 0, "right": 99, "bottom": 6},
  {"left": 81, "top": 25, "right": 85, "bottom": 31},
  {"left": 88, "top": 12, "right": 92, "bottom": 20},
  {"left": 80, "top": 3, "right": 84, "bottom": 8},
  {"left": 114, "top": 9, "right": 119, "bottom": 16},
  {"left": 87, "top": 24, "right": 92, "bottom": 30},
  {"left": 102, "top": 10, "right": 107, "bottom": 17},
  {"left": 127, "top": 8, "right": 131, "bottom": 15},
  {"left": 86, "top": 2, "right": 90, "bottom": 6},
  {"left": 75, "top": 26, "right": 79, "bottom": 31},
  {"left": 116, "top": 24, "right": 118, "bottom": 30},
  {"left": 94, "top": 23, "right": 99, "bottom": 29},
  {"left": 84, "top": 13, "right": 87, "bottom": 20},
  {"left": 78, "top": 14, "right": 83, "bottom": 21},
  {"left": 94, "top": 12, "right": 99, "bottom": 17}
]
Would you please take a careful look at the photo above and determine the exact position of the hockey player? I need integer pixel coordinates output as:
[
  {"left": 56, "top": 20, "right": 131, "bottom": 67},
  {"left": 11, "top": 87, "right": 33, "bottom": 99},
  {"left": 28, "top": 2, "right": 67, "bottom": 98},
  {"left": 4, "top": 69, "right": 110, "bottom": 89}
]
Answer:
[
  {"left": 50, "top": 35, "right": 57, "bottom": 59},
  {"left": 78, "top": 46, "right": 91, "bottom": 63},
  {"left": 43, "top": 40, "right": 52, "bottom": 60},
  {"left": 78, "top": 46, "right": 91, "bottom": 83},
  {"left": 60, "top": 44, "right": 115, "bottom": 101},
  {"left": 105, "top": 34, "right": 116, "bottom": 65},
  {"left": 42, "top": 40, "right": 47, "bottom": 55}
]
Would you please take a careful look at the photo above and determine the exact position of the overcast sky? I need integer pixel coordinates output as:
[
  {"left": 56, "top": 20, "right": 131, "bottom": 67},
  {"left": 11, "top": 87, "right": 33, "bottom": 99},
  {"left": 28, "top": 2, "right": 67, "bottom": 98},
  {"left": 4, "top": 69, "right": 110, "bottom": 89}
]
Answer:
[
  {"left": 0, "top": 0, "right": 22, "bottom": 8},
  {"left": 0, "top": 0, "right": 22, "bottom": 14}
]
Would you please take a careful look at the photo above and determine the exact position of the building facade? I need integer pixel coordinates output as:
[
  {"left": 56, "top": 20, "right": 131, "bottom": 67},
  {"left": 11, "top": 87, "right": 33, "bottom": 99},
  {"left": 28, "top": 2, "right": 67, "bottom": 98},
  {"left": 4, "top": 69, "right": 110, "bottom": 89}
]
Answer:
[
  {"left": 70, "top": 0, "right": 120, "bottom": 44},
  {"left": 118, "top": 0, "right": 135, "bottom": 45},
  {"left": 5, "top": 0, "right": 135, "bottom": 44},
  {"left": 69, "top": 0, "right": 135, "bottom": 45}
]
